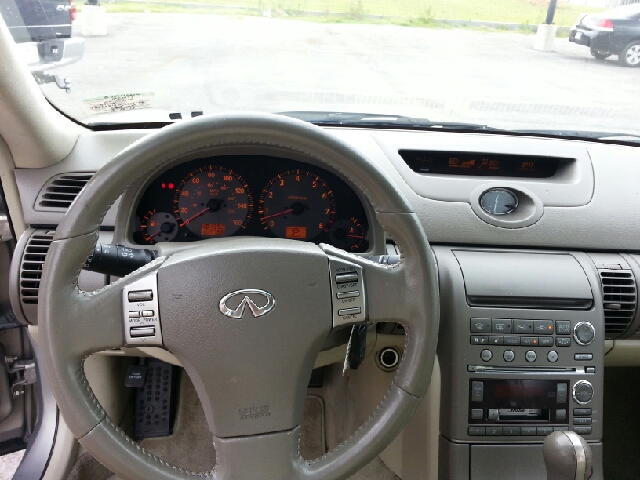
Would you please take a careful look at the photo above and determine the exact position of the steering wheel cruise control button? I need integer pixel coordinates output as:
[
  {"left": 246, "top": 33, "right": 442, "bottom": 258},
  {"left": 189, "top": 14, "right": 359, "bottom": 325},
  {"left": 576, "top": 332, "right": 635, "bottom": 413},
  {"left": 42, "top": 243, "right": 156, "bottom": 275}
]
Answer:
[
  {"left": 328, "top": 256, "right": 366, "bottom": 328},
  {"left": 336, "top": 290, "right": 360, "bottom": 299},
  {"left": 122, "top": 273, "right": 163, "bottom": 346}
]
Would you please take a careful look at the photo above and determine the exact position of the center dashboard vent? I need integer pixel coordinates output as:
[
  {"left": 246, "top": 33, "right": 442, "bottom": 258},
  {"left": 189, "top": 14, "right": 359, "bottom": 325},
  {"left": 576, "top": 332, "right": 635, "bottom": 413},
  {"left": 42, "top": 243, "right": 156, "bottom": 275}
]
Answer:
[
  {"left": 599, "top": 268, "right": 637, "bottom": 338},
  {"left": 34, "top": 172, "right": 93, "bottom": 212}
]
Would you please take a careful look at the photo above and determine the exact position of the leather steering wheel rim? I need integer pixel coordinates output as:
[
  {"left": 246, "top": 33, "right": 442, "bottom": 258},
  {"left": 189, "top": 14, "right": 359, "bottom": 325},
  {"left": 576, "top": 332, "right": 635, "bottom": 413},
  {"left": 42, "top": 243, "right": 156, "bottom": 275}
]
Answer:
[{"left": 39, "top": 113, "right": 440, "bottom": 480}]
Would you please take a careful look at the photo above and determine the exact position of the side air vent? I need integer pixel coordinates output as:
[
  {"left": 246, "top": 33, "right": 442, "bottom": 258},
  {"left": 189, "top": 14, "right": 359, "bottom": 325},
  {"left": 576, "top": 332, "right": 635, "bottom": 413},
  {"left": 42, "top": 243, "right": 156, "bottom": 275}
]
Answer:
[
  {"left": 599, "top": 269, "right": 637, "bottom": 338},
  {"left": 34, "top": 172, "right": 93, "bottom": 212},
  {"left": 19, "top": 230, "right": 54, "bottom": 306}
]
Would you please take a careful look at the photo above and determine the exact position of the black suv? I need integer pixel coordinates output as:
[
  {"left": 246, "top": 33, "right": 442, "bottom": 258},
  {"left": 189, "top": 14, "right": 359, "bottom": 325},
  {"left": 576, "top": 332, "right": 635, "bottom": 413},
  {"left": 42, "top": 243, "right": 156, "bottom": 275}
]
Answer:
[{"left": 569, "top": 4, "right": 640, "bottom": 67}]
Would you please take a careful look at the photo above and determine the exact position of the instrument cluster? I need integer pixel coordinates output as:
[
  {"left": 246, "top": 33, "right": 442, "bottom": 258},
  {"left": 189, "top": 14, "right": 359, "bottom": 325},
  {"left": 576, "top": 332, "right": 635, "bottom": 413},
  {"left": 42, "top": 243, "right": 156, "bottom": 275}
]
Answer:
[{"left": 132, "top": 155, "right": 370, "bottom": 253}]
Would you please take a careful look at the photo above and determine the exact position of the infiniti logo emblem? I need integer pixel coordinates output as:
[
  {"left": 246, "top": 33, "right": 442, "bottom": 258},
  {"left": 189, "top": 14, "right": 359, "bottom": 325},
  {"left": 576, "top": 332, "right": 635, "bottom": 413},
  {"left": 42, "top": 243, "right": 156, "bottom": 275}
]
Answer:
[{"left": 219, "top": 289, "right": 276, "bottom": 319}]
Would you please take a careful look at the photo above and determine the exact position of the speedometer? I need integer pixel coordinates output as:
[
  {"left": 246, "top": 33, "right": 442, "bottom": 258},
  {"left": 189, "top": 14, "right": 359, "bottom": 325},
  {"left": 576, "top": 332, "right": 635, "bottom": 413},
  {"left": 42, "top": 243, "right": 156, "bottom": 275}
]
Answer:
[
  {"left": 259, "top": 170, "right": 335, "bottom": 240},
  {"left": 174, "top": 166, "right": 252, "bottom": 238}
]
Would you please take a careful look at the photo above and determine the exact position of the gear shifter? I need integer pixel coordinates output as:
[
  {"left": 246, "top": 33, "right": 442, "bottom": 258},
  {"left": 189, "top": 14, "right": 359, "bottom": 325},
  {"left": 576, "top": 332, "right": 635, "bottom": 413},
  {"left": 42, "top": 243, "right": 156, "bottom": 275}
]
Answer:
[{"left": 543, "top": 431, "right": 593, "bottom": 480}]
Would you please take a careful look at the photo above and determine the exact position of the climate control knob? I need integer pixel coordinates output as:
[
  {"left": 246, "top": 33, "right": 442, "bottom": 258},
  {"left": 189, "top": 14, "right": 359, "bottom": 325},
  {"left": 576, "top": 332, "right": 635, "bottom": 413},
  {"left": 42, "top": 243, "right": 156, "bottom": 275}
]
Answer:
[
  {"left": 573, "top": 380, "right": 594, "bottom": 405},
  {"left": 573, "top": 322, "right": 595, "bottom": 346}
]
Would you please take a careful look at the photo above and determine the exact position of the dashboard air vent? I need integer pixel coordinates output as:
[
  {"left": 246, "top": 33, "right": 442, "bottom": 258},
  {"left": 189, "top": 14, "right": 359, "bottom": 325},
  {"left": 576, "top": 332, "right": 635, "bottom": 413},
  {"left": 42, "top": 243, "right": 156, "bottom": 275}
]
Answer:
[
  {"left": 35, "top": 173, "right": 93, "bottom": 212},
  {"left": 599, "top": 268, "right": 637, "bottom": 338},
  {"left": 19, "top": 230, "right": 54, "bottom": 306}
]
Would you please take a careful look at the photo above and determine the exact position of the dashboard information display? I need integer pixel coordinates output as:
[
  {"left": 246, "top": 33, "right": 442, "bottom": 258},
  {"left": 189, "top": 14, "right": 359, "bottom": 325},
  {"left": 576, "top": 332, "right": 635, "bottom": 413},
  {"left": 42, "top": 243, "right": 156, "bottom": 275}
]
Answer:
[
  {"left": 133, "top": 155, "right": 369, "bottom": 252},
  {"left": 399, "top": 150, "right": 570, "bottom": 178}
]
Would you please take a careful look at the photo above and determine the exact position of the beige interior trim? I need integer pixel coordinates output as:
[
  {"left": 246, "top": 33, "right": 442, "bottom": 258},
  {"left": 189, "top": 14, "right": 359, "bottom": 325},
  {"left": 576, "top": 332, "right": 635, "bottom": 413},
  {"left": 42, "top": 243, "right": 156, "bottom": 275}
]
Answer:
[
  {"left": 0, "top": 20, "right": 81, "bottom": 169},
  {"left": 41, "top": 416, "right": 79, "bottom": 480},
  {"left": 604, "top": 339, "right": 640, "bottom": 366},
  {"left": 0, "top": 136, "right": 26, "bottom": 236}
]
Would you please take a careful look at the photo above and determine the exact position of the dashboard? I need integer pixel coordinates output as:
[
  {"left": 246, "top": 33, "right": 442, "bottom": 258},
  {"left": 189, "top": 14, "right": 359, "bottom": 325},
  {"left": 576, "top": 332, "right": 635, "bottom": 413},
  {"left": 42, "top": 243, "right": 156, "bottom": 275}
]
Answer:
[{"left": 131, "top": 155, "right": 370, "bottom": 253}]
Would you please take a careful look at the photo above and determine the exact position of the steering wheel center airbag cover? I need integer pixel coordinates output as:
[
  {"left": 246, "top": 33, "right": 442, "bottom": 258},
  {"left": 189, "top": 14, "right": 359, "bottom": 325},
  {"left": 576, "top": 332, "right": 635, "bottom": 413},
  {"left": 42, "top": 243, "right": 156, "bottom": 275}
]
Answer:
[{"left": 157, "top": 237, "right": 332, "bottom": 437}]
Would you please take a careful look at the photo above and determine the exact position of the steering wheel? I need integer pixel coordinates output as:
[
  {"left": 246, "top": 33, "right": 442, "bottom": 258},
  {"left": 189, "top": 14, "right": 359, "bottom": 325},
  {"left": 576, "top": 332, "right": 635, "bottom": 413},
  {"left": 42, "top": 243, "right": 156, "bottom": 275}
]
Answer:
[{"left": 39, "top": 113, "right": 440, "bottom": 480}]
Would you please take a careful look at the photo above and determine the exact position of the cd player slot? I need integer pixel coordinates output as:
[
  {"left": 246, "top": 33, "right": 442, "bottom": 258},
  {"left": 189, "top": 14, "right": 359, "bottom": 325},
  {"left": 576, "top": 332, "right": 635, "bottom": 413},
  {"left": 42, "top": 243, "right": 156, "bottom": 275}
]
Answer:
[
  {"left": 468, "top": 365, "right": 577, "bottom": 374},
  {"left": 495, "top": 408, "right": 549, "bottom": 422}
]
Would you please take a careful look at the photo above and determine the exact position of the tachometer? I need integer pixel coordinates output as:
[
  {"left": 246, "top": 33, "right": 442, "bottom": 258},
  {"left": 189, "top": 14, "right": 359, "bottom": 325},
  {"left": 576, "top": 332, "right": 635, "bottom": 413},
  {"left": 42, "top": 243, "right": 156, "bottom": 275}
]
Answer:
[
  {"left": 259, "top": 170, "right": 335, "bottom": 240},
  {"left": 174, "top": 166, "right": 252, "bottom": 238},
  {"left": 141, "top": 211, "right": 179, "bottom": 243}
]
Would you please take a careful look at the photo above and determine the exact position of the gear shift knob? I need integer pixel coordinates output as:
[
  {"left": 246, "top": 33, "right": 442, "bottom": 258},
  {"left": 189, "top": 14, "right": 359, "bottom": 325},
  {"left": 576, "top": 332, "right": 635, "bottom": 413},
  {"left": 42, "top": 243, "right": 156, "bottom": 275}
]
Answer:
[{"left": 543, "top": 431, "right": 593, "bottom": 480}]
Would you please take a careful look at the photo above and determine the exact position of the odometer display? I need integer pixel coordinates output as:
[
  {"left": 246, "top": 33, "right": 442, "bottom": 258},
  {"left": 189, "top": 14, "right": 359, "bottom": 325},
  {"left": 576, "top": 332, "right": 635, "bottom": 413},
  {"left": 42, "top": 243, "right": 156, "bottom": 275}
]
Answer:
[
  {"left": 174, "top": 166, "right": 252, "bottom": 237},
  {"left": 259, "top": 170, "right": 335, "bottom": 240}
]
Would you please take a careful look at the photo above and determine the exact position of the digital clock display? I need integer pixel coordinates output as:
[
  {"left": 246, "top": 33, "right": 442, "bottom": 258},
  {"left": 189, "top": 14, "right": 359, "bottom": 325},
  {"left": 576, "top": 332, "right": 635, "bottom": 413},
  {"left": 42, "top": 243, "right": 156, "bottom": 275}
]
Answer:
[{"left": 399, "top": 150, "right": 570, "bottom": 178}]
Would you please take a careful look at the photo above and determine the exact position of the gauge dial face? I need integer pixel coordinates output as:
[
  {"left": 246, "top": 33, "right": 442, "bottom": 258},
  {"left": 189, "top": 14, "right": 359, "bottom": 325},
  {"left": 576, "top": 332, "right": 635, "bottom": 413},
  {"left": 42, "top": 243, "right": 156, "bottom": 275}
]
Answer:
[
  {"left": 479, "top": 188, "right": 518, "bottom": 215},
  {"left": 259, "top": 170, "right": 335, "bottom": 240},
  {"left": 329, "top": 217, "right": 365, "bottom": 251},
  {"left": 141, "top": 211, "right": 179, "bottom": 243},
  {"left": 174, "top": 166, "right": 252, "bottom": 238}
]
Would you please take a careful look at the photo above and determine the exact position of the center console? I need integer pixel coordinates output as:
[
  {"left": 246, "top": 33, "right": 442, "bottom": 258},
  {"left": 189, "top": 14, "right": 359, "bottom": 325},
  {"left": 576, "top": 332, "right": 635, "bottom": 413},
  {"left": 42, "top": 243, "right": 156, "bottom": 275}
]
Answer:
[{"left": 434, "top": 248, "right": 605, "bottom": 480}]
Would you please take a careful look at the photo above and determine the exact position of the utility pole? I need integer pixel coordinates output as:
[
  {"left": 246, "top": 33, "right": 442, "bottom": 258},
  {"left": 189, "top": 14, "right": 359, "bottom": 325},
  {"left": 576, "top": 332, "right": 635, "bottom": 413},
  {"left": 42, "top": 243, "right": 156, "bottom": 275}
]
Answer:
[{"left": 545, "top": 0, "right": 558, "bottom": 25}]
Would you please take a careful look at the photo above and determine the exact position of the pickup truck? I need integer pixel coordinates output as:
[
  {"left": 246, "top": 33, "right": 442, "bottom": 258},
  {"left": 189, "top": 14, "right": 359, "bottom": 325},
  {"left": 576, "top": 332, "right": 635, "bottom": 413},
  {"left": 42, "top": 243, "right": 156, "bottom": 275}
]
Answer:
[
  {"left": 0, "top": 0, "right": 76, "bottom": 43},
  {"left": 1, "top": 0, "right": 84, "bottom": 92}
]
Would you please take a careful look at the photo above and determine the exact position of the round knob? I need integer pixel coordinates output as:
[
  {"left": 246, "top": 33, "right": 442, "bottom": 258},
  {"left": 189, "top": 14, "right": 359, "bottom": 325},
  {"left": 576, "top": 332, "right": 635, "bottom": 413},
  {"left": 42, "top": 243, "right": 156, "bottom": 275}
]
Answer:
[
  {"left": 574, "top": 322, "right": 595, "bottom": 346},
  {"left": 573, "top": 380, "right": 594, "bottom": 405}
]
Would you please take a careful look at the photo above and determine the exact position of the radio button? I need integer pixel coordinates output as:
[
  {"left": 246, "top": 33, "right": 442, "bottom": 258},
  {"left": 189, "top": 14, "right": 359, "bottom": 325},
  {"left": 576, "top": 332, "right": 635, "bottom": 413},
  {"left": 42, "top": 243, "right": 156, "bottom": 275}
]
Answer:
[
  {"left": 534, "top": 320, "right": 554, "bottom": 335},
  {"left": 573, "top": 426, "right": 592, "bottom": 435},
  {"left": 486, "top": 426, "right": 503, "bottom": 436},
  {"left": 468, "top": 426, "right": 486, "bottom": 436},
  {"left": 503, "top": 426, "right": 520, "bottom": 436},
  {"left": 573, "top": 417, "right": 592, "bottom": 425},
  {"left": 554, "top": 426, "right": 569, "bottom": 432},
  {"left": 574, "top": 322, "right": 596, "bottom": 346},
  {"left": 556, "top": 337, "right": 572, "bottom": 347},
  {"left": 557, "top": 383, "right": 568, "bottom": 403},
  {"left": 556, "top": 321, "right": 572, "bottom": 335},
  {"left": 547, "top": 351, "right": 559, "bottom": 363},
  {"left": 471, "top": 318, "right": 492, "bottom": 333},
  {"left": 521, "top": 426, "right": 537, "bottom": 436},
  {"left": 504, "top": 336, "right": 520, "bottom": 346},
  {"left": 471, "top": 335, "right": 488, "bottom": 345},
  {"left": 574, "top": 408, "right": 592, "bottom": 416},
  {"left": 556, "top": 409, "right": 567, "bottom": 421},
  {"left": 537, "top": 426, "right": 554, "bottom": 436},
  {"left": 488, "top": 409, "right": 499, "bottom": 421},
  {"left": 491, "top": 318, "right": 512, "bottom": 334},
  {"left": 503, "top": 350, "right": 515, "bottom": 362},
  {"left": 470, "top": 409, "right": 483, "bottom": 420},
  {"left": 471, "top": 381, "right": 484, "bottom": 402},
  {"left": 480, "top": 349, "right": 493, "bottom": 362},
  {"left": 574, "top": 353, "right": 593, "bottom": 361},
  {"left": 522, "top": 337, "right": 539, "bottom": 347},
  {"left": 513, "top": 319, "right": 534, "bottom": 334},
  {"left": 489, "top": 336, "right": 503, "bottom": 345},
  {"left": 573, "top": 381, "right": 594, "bottom": 405},
  {"left": 525, "top": 350, "right": 537, "bottom": 362},
  {"left": 539, "top": 337, "right": 554, "bottom": 347}
]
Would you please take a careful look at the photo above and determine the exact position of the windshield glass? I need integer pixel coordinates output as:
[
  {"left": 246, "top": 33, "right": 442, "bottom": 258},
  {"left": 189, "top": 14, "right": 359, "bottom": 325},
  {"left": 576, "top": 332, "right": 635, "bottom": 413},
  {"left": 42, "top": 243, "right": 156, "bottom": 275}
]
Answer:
[{"left": 5, "top": 0, "right": 640, "bottom": 136}]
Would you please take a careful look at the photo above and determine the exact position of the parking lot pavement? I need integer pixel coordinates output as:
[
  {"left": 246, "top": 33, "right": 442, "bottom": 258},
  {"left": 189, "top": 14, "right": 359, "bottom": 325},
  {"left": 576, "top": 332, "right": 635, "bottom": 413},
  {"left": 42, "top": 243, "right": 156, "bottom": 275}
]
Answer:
[{"left": 40, "top": 13, "right": 640, "bottom": 134}]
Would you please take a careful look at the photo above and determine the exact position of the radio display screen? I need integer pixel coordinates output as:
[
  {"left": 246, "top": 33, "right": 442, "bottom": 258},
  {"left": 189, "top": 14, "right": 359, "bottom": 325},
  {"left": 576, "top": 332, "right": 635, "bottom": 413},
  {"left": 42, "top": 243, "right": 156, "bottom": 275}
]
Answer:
[{"left": 399, "top": 150, "right": 571, "bottom": 178}]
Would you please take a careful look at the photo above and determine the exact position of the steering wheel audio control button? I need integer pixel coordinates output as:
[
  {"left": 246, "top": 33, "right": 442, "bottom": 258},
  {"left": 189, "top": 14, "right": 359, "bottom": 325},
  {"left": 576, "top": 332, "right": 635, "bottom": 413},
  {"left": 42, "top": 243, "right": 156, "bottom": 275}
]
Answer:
[
  {"left": 122, "top": 273, "right": 163, "bottom": 346},
  {"left": 130, "top": 326, "right": 156, "bottom": 337},
  {"left": 128, "top": 290, "right": 153, "bottom": 302},
  {"left": 328, "top": 256, "right": 366, "bottom": 328}
]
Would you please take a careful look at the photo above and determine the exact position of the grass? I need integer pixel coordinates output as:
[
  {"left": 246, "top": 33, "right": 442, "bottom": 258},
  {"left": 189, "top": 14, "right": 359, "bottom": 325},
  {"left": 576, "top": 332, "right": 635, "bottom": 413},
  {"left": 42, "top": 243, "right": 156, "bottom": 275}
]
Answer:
[{"left": 89, "top": 0, "right": 606, "bottom": 27}]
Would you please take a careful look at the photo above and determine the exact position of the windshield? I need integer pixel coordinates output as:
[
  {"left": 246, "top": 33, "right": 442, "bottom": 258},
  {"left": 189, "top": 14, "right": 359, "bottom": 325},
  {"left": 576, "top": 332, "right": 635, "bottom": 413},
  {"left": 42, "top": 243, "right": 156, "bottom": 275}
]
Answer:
[{"left": 5, "top": 0, "right": 640, "bottom": 136}]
